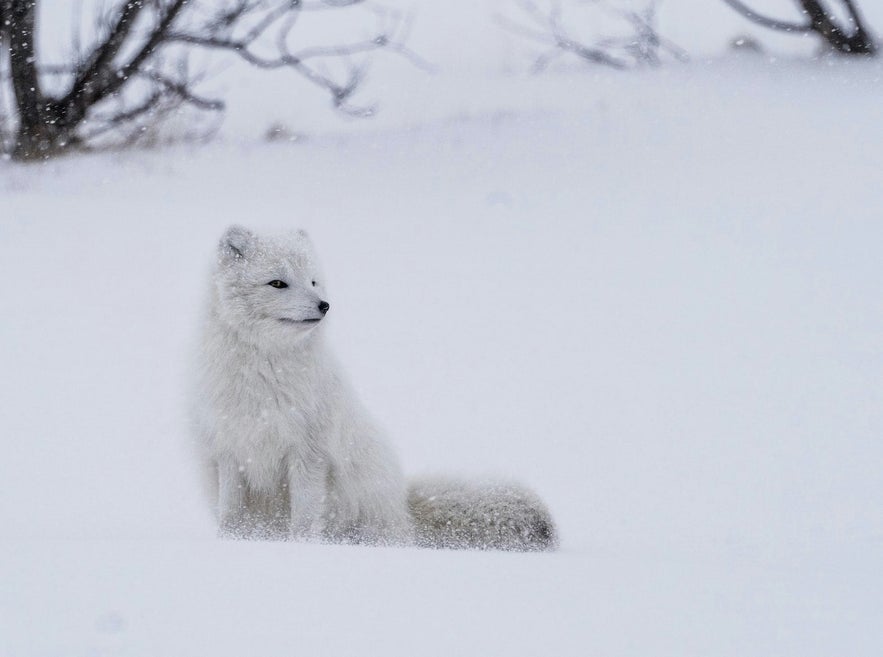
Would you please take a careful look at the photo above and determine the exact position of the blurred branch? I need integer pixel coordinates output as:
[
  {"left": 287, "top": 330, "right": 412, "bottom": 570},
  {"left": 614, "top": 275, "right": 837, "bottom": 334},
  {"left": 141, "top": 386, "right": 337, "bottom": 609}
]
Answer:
[
  {"left": 598, "top": 1, "right": 688, "bottom": 65},
  {"left": 498, "top": 0, "right": 686, "bottom": 72},
  {"left": 720, "top": 0, "right": 811, "bottom": 33}
]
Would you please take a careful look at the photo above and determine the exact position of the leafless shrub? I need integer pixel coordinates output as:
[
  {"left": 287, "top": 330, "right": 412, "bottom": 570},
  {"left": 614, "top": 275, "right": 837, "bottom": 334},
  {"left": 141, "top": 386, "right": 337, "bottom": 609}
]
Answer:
[
  {"left": 0, "top": 0, "right": 426, "bottom": 161},
  {"left": 497, "top": 0, "right": 687, "bottom": 73}
]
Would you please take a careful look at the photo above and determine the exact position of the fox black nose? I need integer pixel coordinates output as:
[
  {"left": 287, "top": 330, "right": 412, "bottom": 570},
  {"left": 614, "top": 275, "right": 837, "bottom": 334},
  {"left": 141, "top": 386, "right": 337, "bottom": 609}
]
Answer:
[{"left": 318, "top": 300, "right": 330, "bottom": 315}]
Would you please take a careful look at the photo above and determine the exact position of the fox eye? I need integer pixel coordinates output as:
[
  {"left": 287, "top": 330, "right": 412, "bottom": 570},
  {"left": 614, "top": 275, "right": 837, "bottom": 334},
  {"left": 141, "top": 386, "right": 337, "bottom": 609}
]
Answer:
[
  {"left": 267, "top": 280, "right": 288, "bottom": 289},
  {"left": 311, "top": 280, "right": 317, "bottom": 287}
]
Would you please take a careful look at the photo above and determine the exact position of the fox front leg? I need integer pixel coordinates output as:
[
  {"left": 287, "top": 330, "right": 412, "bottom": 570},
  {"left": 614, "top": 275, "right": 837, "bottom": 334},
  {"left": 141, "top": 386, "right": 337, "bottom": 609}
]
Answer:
[
  {"left": 287, "top": 455, "right": 327, "bottom": 541},
  {"left": 217, "top": 459, "right": 248, "bottom": 539}
]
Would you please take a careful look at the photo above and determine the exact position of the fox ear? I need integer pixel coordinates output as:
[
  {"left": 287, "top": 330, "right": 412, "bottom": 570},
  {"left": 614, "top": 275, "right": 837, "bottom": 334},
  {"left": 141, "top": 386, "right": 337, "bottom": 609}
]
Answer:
[
  {"left": 295, "top": 228, "right": 315, "bottom": 251},
  {"left": 220, "top": 225, "right": 254, "bottom": 262}
]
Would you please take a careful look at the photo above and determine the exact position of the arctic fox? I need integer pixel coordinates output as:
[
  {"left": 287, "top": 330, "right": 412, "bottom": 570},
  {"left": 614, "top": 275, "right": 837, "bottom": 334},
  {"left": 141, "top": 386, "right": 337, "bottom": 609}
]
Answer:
[{"left": 193, "top": 226, "right": 556, "bottom": 551}]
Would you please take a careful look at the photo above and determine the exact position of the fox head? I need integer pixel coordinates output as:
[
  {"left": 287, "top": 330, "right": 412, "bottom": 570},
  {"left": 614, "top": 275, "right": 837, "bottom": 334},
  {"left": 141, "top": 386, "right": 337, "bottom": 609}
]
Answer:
[{"left": 213, "top": 225, "right": 330, "bottom": 346}]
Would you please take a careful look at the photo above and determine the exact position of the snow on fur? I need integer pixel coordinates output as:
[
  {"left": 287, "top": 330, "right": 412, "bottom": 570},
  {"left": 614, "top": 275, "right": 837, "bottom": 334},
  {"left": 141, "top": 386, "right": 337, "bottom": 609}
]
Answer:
[{"left": 409, "top": 477, "right": 557, "bottom": 551}]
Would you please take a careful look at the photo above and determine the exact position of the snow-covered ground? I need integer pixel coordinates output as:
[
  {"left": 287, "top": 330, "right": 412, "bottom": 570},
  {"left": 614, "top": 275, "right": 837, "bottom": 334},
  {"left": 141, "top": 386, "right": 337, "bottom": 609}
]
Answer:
[{"left": 3, "top": 2, "right": 883, "bottom": 655}]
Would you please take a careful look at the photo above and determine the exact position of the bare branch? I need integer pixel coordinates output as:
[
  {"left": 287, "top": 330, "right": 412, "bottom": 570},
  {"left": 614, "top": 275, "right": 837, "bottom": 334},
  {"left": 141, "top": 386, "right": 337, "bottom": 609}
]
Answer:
[
  {"left": 500, "top": 0, "right": 686, "bottom": 71},
  {"left": 165, "top": 3, "right": 418, "bottom": 113},
  {"left": 52, "top": 0, "right": 190, "bottom": 132},
  {"left": 722, "top": 0, "right": 876, "bottom": 55},
  {"left": 2, "top": 0, "right": 425, "bottom": 159},
  {"left": 379, "top": 11, "right": 436, "bottom": 73},
  {"left": 797, "top": 0, "right": 876, "bottom": 54},
  {"left": 719, "top": 0, "right": 812, "bottom": 33},
  {"left": 137, "top": 69, "right": 225, "bottom": 111},
  {"left": 93, "top": 90, "right": 165, "bottom": 129},
  {"left": 114, "top": 0, "right": 190, "bottom": 92},
  {"left": 602, "top": 2, "right": 689, "bottom": 65},
  {"left": 67, "top": 0, "right": 149, "bottom": 102}
]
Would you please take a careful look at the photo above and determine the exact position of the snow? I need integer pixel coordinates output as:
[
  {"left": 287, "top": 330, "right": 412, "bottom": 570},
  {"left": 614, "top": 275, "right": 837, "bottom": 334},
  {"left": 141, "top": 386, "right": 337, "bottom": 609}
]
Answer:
[{"left": 3, "top": 2, "right": 883, "bottom": 655}]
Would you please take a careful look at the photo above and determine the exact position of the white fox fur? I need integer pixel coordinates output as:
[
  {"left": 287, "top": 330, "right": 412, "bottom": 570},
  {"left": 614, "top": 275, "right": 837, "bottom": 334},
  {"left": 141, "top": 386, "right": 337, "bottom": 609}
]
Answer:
[{"left": 193, "top": 226, "right": 556, "bottom": 550}]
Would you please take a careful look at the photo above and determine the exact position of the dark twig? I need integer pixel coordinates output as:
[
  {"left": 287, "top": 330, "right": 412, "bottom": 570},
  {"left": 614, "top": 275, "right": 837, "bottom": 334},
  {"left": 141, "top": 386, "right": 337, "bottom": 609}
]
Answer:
[{"left": 722, "top": 0, "right": 876, "bottom": 55}]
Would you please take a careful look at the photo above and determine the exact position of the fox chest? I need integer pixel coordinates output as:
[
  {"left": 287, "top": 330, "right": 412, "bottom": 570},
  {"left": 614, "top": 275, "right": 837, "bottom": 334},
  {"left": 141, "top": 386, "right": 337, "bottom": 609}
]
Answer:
[{"left": 210, "top": 367, "right": 325, "bottom": 462}]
